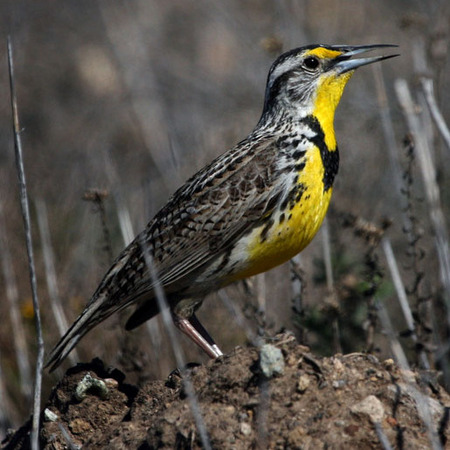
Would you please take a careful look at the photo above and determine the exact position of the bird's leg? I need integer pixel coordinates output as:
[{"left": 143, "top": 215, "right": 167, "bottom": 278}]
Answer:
[{"left": 173, "top": 313, "right": 223, "bottom": 358}]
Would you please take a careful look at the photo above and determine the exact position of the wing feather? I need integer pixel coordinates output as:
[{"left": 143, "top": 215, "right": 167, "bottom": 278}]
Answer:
[{"left": 91, "top": 132, "right": 285, "bottom": 311}]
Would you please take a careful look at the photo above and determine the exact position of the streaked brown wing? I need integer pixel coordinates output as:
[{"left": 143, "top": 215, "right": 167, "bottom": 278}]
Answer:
[
  {"left": 96, "top": 134, "right": 283, "bottom": 308},
  {"left": 145, "top": 141, "right": 282, "bottom": 290}
]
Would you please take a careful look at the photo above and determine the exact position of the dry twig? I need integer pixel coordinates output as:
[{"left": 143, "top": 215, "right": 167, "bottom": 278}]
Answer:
[{"left": 7, "top": 35, "right": 44, "bottom": 450}]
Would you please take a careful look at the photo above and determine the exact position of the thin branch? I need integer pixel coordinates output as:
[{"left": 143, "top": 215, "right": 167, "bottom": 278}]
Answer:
[
  {"left": 322, "top": 217, "right": 334, "bottom": 290},
  {"left": 0, "top": 349, "right": 11, "bottom": 441},
  {"left": 290, "top": 254, "right": 306, "bottom": 341},
  {"left": 255, "top": 377, "right": 270, "bottom": 449},
  {"left": 82, "top": 189, "right": 113, "bottom": 264},
  {"left": 374, "top": 422, "right": 393, "bottom": 450},
  {"left": 372, "top": 64, "right": 405, "bottom": 207},
  {"left": 35, "top": 198, "right": 79, "bottom": 365},
  {"left": 381, "top": 237, "right": 429, "bottom": 369},
  {"left": 139, "top": 238, "right": 211, "bottom": 450},
  {"left": 395, "top": 78, "right": 450, "bottom": 327},
  {"left": 255, "top": 272, "right": 267, "bottom": 336},
  {"left": 7, "top": 35, "right": 44, "bottom": 450},
  {"left": 116, "top": 201, "right": 135, "bottom": 247},
  {"left": 420, "top": 78, "right": 450, "bottom": 153},
  {"left": 57, "top": 423, "right": 81, "bottom": 450},
  {"left": 218, "top": 290, "right": 259, "bottom": 347},
  {"left": 115, "top": 202, "right": 164, "bottom": 365},
  {"left": 321, "top": 218, "right": 342, "bottom": 353},
  {"left": 0, "top": 202, "right": 33, "bottom": 398},
  {"left": 376, "top": 299, "right": 442, "bottom": 450},
  {"left": 382, "top": 236, "right": 415, "bottom": 333}
]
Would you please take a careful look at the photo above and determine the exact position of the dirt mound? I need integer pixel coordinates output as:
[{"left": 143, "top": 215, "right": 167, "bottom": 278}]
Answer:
[{"left": 4, "top": 334, "right": 450, "bottom": 449}]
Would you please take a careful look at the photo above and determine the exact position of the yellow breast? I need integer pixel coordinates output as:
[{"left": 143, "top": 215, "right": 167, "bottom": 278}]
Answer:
[{"left": 231, "top": 145, "right": 333, "bottom": 280}]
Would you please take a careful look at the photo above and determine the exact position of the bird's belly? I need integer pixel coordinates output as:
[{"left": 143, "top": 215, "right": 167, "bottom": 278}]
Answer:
[
  {"left": 229, "top": 183, "right": 333, "bottom": 281},
  {"left": 193, "top": 146, "right": 336, "bottom": 288}
]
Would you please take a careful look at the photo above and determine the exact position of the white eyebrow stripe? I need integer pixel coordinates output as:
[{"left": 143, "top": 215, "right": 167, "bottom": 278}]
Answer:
[{"left": 268, "top": 57, "right": 301, "bottom": 88}]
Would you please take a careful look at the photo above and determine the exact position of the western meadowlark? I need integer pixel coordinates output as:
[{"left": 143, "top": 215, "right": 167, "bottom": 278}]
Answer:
[{"left": 46, "top": 44, "right": 397, "bottom": 372}]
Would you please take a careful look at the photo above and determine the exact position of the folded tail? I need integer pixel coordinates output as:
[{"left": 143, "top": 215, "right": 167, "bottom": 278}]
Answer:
[{"left": 45, "top": 292, "right": 127, "bottom": 372}]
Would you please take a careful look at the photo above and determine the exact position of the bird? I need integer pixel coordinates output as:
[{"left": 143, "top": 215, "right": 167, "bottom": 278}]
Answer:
[{"left": 45, "top": 44, "right": 398, "bottom": 372}]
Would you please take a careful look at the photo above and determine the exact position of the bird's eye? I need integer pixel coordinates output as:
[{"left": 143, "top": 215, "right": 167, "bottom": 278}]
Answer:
[{"left": 303, "top": 56, "right": 320, "bottom": 71}]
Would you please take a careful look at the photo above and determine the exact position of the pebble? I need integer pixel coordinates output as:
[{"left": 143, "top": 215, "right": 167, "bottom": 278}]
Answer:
[
  {"left": 240, "top": 422, "right": 252, "bottom": 436},
  {"left": 332, "top": 358, "right": 344, "bottom": 372},
  {"left": 259, "top": 344, "right": 285, "bottom": 378},
  {"left": 44, "top": 408, "right": 58, "bottom": 422},
  {"left": 350, "top": 395, "right": 385, "bottom": 423},
  {"left": 332, "top": 379, "right": 346, "bottom": 389},
  {"left": 75, "top": 373, "right": 109, "bottom": 401},
  {"left": 297, "top": 374, "right": 310, "bottom": 393}
]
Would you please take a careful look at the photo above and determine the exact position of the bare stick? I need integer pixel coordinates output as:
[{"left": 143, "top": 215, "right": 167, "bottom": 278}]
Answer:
[
  {"left": 420, "top": 78, "right": 450, "bottom": 153},
  {"left": 116, "top": 201, "right": 135, "bottom": 247},
  {"left": 0, "top": 202, "right": 33, "bottom": 398},
  {"left": 290, "top": 254, "right": 306, "bottom": 341},
  {"left": 322, "top": 217, "right": 334, "bottom": 290},
  {"left": 218, "top": 290, "right": 259, "bottom": 347},
  {"left": 255, "top": 272, "right": 267, "bottom": 336},
  {"left": 372, "top": 64, "right": 408, "bottom": 213},
  {"left": 376, "top": 300, "right": 442, "bottom": 450},
  {"left": 7, "top": 36, "right": 44, "bottom": 450},
  {"left": 381, "top": 237, "right": 429, "bottom": 369},
  {"left": 395, "top": 78, "right": 450, "bottom": 327},
  {"left": 255, "top": 377, "right": 270, "bottom": 449},
  {"left": 35, "top": 199, "right": 79, "bottom": 365},
  {"left": 115, "top": 202, "right": 164, "bottom": 364},
  {"left": 0, "top": 349, "right": 11, "bottom": 441},
  {"left": 374, "top": 422, "right": 393, "bottom": 450},
  {"left": 82, "top": 189, "right": 113, "bottom": 264},
  {"left": 321, "top": 217, "right": 342, "bottom": 354},
  {"left": 139, "top": 239, "right": 211, "bottom": 450},
  {"left": 57, "top": 423, "right": 80, "bottom": 450}
]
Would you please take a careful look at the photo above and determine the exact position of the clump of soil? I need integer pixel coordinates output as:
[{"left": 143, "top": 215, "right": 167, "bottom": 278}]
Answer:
[{"left": 4, "top": 334, "right": 450, "bottom": 449}]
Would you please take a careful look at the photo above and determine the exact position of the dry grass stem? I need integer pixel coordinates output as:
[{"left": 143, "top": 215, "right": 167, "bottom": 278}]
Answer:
[
  {"left": 382, "top": 236, "right": 429, "bottom": 369},
  {"left": 420, "top": 78, "right": 450, "bottom": 152},
  {"left": 0, "top": 202, "right": 32, "bottom": 399},
  {"left": 140, "top": 239, "right": 212, "bottom": 450},
  {"left": 7, "top": 35, "right": 44, "bottom": 450},
  {"left": 395, "top": 79, "right": 450, "bottom": 327},
  {"left": 36, "top": 199, "right": 79, "bottom": 365}
]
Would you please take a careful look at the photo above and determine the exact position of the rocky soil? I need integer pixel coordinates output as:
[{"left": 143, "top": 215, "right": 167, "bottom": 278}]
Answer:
[{"left": 4, "top": 334, "right": 450, "bottom": 449}]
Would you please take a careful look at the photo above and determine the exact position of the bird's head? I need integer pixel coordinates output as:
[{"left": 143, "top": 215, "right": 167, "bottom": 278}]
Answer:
[{"left": 260, "top": 44, "right": 398, "bottom": 133}]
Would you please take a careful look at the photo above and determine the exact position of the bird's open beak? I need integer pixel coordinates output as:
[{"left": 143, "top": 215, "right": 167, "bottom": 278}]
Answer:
[{"left": 331, "top": 44, "right": 399, "bottom": 74}]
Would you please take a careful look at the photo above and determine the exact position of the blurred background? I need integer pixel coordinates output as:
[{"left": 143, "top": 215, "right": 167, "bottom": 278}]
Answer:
[{"left": 0, "top": 0, "right": 449, "bottom": 430}]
